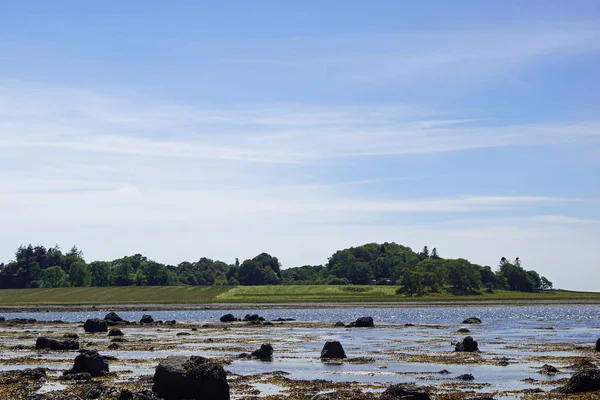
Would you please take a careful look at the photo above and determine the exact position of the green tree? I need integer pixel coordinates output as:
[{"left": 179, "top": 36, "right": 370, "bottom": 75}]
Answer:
[
  {"left": 40, "top": 266, "right": 70, "bottom": 288},
  {"left": 68, "top": 261, "right": 91, "bottom": 287}
]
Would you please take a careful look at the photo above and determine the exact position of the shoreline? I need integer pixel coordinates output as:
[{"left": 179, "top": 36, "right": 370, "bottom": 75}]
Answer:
[{"left": 1, "top": 298, "right": 600, "bottom": 313}]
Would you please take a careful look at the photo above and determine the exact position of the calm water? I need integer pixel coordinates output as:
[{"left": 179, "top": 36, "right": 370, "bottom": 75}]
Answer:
[{"left": 3, "top": 304, "right": 600, "bottom": 328}]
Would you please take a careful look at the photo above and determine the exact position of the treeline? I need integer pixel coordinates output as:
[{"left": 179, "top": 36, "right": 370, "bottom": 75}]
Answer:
[{"left": 0, "top": 243, "right": 552, "bottom": 295}]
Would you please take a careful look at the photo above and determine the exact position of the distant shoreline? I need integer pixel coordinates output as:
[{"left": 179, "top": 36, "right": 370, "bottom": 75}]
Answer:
[{"left": 1, "top": 299, "right": 600, "bottom": 313}]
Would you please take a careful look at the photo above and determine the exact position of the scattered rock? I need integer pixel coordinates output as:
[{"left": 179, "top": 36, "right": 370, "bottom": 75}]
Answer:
[
  {"left": 334, "top": 321, "right": 345, "bottom": 327},
  {"left": 104, "top": 312, "right": 124, "bottom": 323},
  {"left": 404, "top": 323, "right": 415, "bottom": 327},
  {"left": 177, "top": 332, "right": 191, "bottom": 336},
  {"left": 251, "top": 344, "right": 273, "bottom": 360},
  {"left": 354, "top": 316, "right": 375, "bottom": 327},
  {"left": 108, "top": 343, "right": 120, "bottom": 350},
  {"left": 262, "top": 321, "right": 274, "bottom": 326},
  {"left": 0, "top": 316, "right": 5, "bottom": 322},
  {"left": 379, "top": 383, "right": 431, "bottom": 400},
  {"left": 165, "top": 320, "right": 176, "bottom": 325},
  {"left": 457, "top": 328, "right": 471, "bottom": 333},
  {"left": 61, "top": 372, "right": 92, "bottom": 381},
  {"left": 84, "top": 318, "right": 108, "bottom": 333},
  {"left": 596, "top": 338, "right": 600, "bottom": 352},
  {"left": 19, "top": 368, "right": 47, "bottom": 381},
  {"left": 220, "top": 314, "right": 238, "bottom": 323},
  {"left": 457, "top": 374, "right": 475, "bottom": 381},
  {"left": 462, "top": 317, "right": 482, "bottom": 324},
  {"left": 311, "top": 394, "right": 332, "bottom": 400},
  {"left": 83, "top": 383, "right": 115, "bottom": 399},
  {"left": 119, "top": 388, "right": 159, "bottom": 400},
  {"left": 438, "top": 369, "right": 451, "bottom": 375},
  {"left": 7, "top": 318, "right": 37, "bottom": 324},
  {"left": 63, "top": 333, "right": 79, "bottom": 339},
  {"left": 65, "top": 349, "right": 109, "bottom": 377},
  {"left": 555, "top": 368, "right": 600, "bottom": 393},
  {"left": 497, "top": 357, "right": 510, "bottom": 366},
  {"left": 539, "top": 364, "right": 560, "bottom": 374},
  {"left": 36, "top": 337, "right": 79, "bottom": 351},
  {"left": 243, "top": 314, "right": 265, "bottom": 322},
  {"left": 320, "top": 341, "right": 347, "bottom": 359},
  {"left": 108, "top": 328, "right": 124, "bottom": 337},
  {"left": 152, "top": 355, "right": 230, "bottom": 400},
  {"left": 455, "top": 336, "right": 479, "bottom": 352},
  {"left": 111, "top": 337, "right": 127, "bottom": 343},
  {"left": 273, "top": 318, "right": 295, "bottom": 322},
  {"left": 140, "top": 315, "right": 154, "bottom": 324}
]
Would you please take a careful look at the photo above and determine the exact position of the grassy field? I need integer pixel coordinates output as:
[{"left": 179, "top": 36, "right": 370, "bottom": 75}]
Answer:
[{"left": 0, "top": 285, "right": 599, "bottom": 305}]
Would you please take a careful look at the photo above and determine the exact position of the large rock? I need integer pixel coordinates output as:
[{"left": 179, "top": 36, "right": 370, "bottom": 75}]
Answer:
[
  {"left": 455, "top": 336, "right": 479, "bottom": 352},
  {"left": 36, "top": 337, "right": 79, "bottom": 351},
  {"left": 462, "top": 317, "right": 481, "bottom": 324},
  {"left": 84, "top": 318, "right": 108, "bottom": 333},
  {"left": 320, "top": 341, "right": 347, "bottom": 359},
  {"left": 105, "top": 311, "right": 124, "bottom": 322},
  {"left": 596, "top": 338, "right": 600, "bottom": 352},
  {"left": 220, "top": 314, "right": 238, "bottom": 323},
  {"left": 250, "top": 344, "right": 273, "bottom": 360},
  {"left": 66, "top": 349, "right": 109, "bottom": 377},
  {"left": 108, "top": 328, "right": 124, "bottom": 337},
  {"left": 379, "top": 383, "right": 431, "bottom": 400},
  {"left": 140, "top": 314, "right": 154, "bottom": 324},
  {"left": 354, "top": 316, "right": 374, "bottom": 327},
  {"left": 556, "top": 368, "right": 600, "bottom": 393},
  {"left": 153, "top": 356, "right": 230, "bottom": 400},
  {"left": 243, "top": 314, "right": 264, "bottom": 322}
]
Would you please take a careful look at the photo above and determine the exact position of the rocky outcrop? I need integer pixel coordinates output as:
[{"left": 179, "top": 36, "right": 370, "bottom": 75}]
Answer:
[
  {"left": 35, "top": 337, "right": 79, "bottom": 351},
  {"left": 320, "top": 341, "right": 347, "bottom": 359},
  {"left": 108, "top": 328, "right": 124, "bottom": 337},
  {"left": 140, "top": 315, "right": 154, "bottom": 324},
  {"left": 462, "top": 317, "right": 481, "bottom": 324},
  {"left": 84, "top": 318, "right": 108, "bottom": 333},
  {"left": 105, "top": 311, "right": 129, "bottom": 326},
  {"left": 152, "top": 356, "right": 230, "bottom": 400},
  {"left": 250, "top": 344, "right": 273, "bottom": 360},
  {"left": 379, "top": 383, "right": 431, "bottom": 400},
  {"left": 455, "top": 336, "right": 479, "bottom": 352},
  {"left": 555, "top": 367, "right": 600, "bottom": 393},
  {"left": 539, "top": 364, "right": 560, "bottom": 374},
  {"left": 243, "top": 314, "right": 265, "bottom": 322},
  {"left": 65, "top": 349, "right": 109, "bottom": 377},
  {"left": 220, "top": 314, "right": 238, "bottom": 323},
  {"left": 354, "top": 316, "right": 374, "bottom": 327}
]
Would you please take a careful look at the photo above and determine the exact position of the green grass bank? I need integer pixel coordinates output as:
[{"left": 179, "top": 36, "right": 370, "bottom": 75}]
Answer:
[{"left": 0, "top": 285, "right": 599, "bottom": 306}]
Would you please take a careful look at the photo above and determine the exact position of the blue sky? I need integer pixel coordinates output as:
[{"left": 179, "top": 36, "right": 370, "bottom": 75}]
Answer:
[{"left": 0, "top": 1, "right": 599, "bottom": 290}]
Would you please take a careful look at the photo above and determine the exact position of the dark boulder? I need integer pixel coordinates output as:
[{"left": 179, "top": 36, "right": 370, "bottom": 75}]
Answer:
[
  {"left": 20, "top": 368, "right": 47, "bottom": 381},
  {"left": 539, "top": 364, "right": 560, "bottom": 374},
  {"left": 334, "top": 321, "right": 345, "bottom": 327},
  {"left": 84, "top": 318, "right": 108, "bottom": 333},
  {"left": 243, "top": 314, "right": 265, "bottom": 322},
  {"left": 354, "top": 316, "right": 374, "bottom": 327},
  {"left": 0, "top": 316, "right": 5, "bottom": 322},
  {"left": 165, "top": 320, "right": 176, "bottom": 325},
  {"left": 462, "top": 317, "right": 481, "bottom": 324},
  {"left": 555, "top": 368, "right": 600, "bottom": 393},
  {"left": 497, "top": 357, "right": 510, "bottom": 366},
  {"left": 320, "top": 341, "right": 347, "bottom": 359},
  {"left": 457, "top": 328, "right": 470, "bottom": 333},
  {"left": 140, "top": 315, "right": 154, "bottom": 324},
  {"left": 152, "top": 355, "right": 230, "bottom": 400},
  {"left": 66, "top": 349, "right": 109, "bottom": 377},
  {"left": 455, "top": 336, "right": 479, "bottom": 352},
  {"left": 36, "top": 337, "right": 79, "bottom": 351},
  {"left": 251, "top": 344, "right": 273, "bottom": 360},
  {"left": 457, "top": 374, "right": 475, "bottom": 381},
  {"left": 108, "top": 328, "right": 124, "bottom": 337},
  {"left": 273, "top": 318, "right": 295, "bottom": 322},
  {"left": 220, "top": 314, "right": 238, "bottom": 323},
  {"left": 61, "top": 372, "right": 91, "bottom": 381},
  {"left": 379, "top": 383, "right": 431, "bottom": 400},
  {"left": 63, "top": 333, "right": 79, "bottom": 339},
  {"left": 105, "top": 312, "right": 124, "bottom": 322},
  {"left": 108, "top": 343, "right": 120, "bottom": 350},
  {"left": 83, "top": 383, "right": 115, "bottom": 399},
  {"left": 8, "top": 318, "right": 37, "bottom": 324},
  {"left": 596, "top": 338, "right": 600, "bottom": 352}
]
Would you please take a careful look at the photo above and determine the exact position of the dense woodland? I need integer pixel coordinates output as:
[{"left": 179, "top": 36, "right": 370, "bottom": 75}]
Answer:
[{"left": 0, "top": 243, "right": 552, "bottom": 296}]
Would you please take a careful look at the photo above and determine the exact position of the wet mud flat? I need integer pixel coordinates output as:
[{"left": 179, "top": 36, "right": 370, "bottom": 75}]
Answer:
[{"left": 0, "top": 314, "right": 598, "bottom": 399}]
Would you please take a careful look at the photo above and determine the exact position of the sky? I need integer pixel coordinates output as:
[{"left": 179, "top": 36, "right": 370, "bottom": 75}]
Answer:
[{"left": 0, "top": 1, "right": 599, "bottom": 290}]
